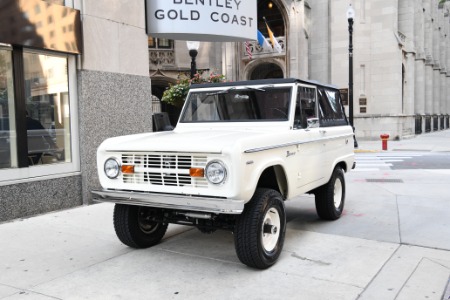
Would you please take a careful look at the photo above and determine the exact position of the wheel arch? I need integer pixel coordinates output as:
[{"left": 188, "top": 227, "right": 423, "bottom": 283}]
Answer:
[
  {"left": 317, "top": 160, "right": 349, "bottom": 191},
  {"left": 335, "top": 161, "right": 348, "bottom": 173},
  {"left": 256, "top": 165, "right": 288, "bottom": 199}
]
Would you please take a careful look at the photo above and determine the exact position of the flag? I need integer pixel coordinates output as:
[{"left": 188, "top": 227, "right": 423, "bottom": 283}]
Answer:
[
  {"left": 257, "top": 30, "right": 272, "bottom": 51},
  {"left": 264, "top": 18, "right": 283, "bottom": 53},
  {"left": 245, "top": 41, "right": 252, "bottom": 60}
]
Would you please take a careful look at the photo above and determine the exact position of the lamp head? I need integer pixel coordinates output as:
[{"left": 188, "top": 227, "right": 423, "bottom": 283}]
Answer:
[
  {"left": 347, "top": 4, "right": 355, "bottom": 20},
  {"left": 186, "top": 41, "right": 200, "bottom": 51}
]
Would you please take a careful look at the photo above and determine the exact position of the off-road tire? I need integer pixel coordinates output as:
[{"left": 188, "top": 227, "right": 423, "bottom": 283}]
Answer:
[
  {"left": 113, "top": 204, "right": 168, "bottom": 248},
  {"left": 234, "top": 188, "right": 286, "bottom": 269},
  {"left": 314, "top": 166, "right": 346, "bottom": 220}
]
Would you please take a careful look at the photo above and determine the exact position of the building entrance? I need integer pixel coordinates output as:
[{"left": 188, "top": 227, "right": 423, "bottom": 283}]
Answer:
[{"left": 250, "top": 63, "right": 283, "bottom": 80}]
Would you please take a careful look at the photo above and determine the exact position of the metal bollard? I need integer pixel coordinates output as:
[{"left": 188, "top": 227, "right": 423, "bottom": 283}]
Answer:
[{"left": 380, "top": 133, "right": 389, "bottom": 151}]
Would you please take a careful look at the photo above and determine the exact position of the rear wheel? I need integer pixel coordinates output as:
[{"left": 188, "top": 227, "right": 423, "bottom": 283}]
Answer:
[
  {"left": 113, "top": 204, "right": 168, "bottom": 248},
  {"left": 234, "top": 188, "right": 286, "bottom": 269},
  {"left": 314, "top": 167, "right": 346, "bottom": 220}
]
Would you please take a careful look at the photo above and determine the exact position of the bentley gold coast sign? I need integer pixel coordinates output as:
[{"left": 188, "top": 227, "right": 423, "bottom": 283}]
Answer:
[{"left": 145, "top": 0, "right": 257, "bottom": 42}]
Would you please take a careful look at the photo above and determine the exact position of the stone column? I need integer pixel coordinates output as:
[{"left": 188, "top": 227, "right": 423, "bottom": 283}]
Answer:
[
  {"left": 223, "top": 42, "right": 238, "bottom": 81},
  {"left": 414, "top": 0, "right": 426, "bottom": 116},
  {"left": 447, "top": 5, "right": 450, "bottom": 116},
  {"left": 442, "top": 12, "right": 449, "bottom": 117},
  {"left": 440, "top": 33, "right": 447, "bottom": 125},
  {"left": 399, "top": 0, "right": 416, "bottom": 120},
  {"left": 432, "top": 19, "right": 441, "bottom": 117},
  {"left": 424, "top": 0, "right": 434, "bottom": 115},
  {"left": 308, "top": 0, "right": 330, "bottom": 82},
  {"left": 447, "top": 11, "right": 450, "bottom": 115},
  {"left": 405, "top": 53, "right": 416, "bottom": 116},
  {"left": 286, "top": 1, "right": 310, "bottom": 78}
]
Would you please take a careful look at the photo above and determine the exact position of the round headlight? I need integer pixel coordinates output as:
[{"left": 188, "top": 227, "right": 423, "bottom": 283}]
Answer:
[
  {"left": 205, "top": 160, "right": 227, "bottom": 184},
  {"left": 104, "top": 158, "right": 120, "bottom": 179}
]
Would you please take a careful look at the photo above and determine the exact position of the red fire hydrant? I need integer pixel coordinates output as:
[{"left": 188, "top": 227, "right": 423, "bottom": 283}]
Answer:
[{"left": 380, "top": 133, "right": 390, "bottom": 151}]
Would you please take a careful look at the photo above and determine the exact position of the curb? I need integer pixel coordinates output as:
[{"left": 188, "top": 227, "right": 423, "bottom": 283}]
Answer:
[{"left": 354, "top": 149, "right": 382, "bottom": 153}]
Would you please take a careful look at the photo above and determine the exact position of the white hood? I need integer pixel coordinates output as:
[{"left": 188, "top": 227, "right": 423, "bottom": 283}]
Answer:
[{"left": 99, "top": 129, "right": 269, "bottom": 154}]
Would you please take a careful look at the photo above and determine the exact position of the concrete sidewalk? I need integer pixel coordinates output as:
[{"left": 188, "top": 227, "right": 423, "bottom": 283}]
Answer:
[
  {"left": 355, "top": 129, "right": 450, "bottom": 153},
  {"left": 0, "top": 130, "right": 449, "bottom": 300}
]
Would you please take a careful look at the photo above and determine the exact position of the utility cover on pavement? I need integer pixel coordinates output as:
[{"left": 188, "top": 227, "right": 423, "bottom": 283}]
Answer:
[{"left": 366, "top": 179, "right": 404, "bottom": 183}]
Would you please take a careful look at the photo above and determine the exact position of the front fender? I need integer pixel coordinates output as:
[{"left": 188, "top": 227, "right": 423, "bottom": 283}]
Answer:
[{"left": 239, "top": 151, "right": 291, "bottom": 202}]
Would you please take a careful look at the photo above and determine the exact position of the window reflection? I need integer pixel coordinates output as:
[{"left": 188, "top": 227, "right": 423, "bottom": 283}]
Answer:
[
  {"left": 24, "top": 52, "right": 71, "bottom": 165},
  {"left": 295, "top": 86, "right": 317, "bottom": 129},
  {"left": 0, "top": 49, "right": 17, "bottom": 169}
]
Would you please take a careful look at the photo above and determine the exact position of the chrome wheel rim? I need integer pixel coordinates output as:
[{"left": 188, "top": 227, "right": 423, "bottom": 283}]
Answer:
[
  {"left": 261, "top": 207, "right": 281, "bottom": 252},
  {"left": 334, "top": 178, "right": 343, "bottom": 209}
]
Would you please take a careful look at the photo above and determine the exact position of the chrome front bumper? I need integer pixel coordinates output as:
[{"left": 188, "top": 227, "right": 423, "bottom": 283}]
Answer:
[{"left": 91, "top": 189, "right": 244, "bottom": 214}]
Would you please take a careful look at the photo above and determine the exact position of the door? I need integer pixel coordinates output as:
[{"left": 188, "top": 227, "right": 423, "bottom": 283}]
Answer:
[{"left": 292, "top": 85, "right": 324, "bottom": 194}]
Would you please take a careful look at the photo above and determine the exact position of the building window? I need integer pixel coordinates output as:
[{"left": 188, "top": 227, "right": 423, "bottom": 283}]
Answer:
[
  {"left": 0, "top": 48, "right": 16, "bottom": 169},
  {"left": 0, "top": 47, "right": 79, "bottom": 183},
  {"left": 157, "top": 39, "right": 172, "bottom": 49},
  {"left": 23, "top": 51, "right": 71, "bottom": 166},
  {"left": 148, "top": 37, "right": 156, "bottom": 48},
  {"left": 148, "top": 37, "right": 173, "bottom": 50}
]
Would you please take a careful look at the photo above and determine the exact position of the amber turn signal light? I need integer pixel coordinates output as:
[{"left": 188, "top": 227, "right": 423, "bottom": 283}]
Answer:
[
  {"left": 121, "top": 165, "right": 135, "bottom": 174},
  {"left": 190, "top": 168, "right": 205, "bottom": 177}
]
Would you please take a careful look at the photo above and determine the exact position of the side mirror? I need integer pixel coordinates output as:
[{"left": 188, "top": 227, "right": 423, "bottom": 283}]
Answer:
[
  {"left": 153, "top": 112, "right": 174, "bottom": 132},
  {"left": 307, "top": 118, "right": 319, "bottom": 129}
]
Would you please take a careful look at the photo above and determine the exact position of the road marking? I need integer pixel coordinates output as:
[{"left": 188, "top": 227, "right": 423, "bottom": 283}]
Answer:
[
  {"left": 354, "top": 153, "right": 423, "bottom": 171},
  {"left": 357, "top": 163, "right": 393, "bottom": 167},
  {"left": 352, "top": 168, "right": 380, "bottom": 172}
]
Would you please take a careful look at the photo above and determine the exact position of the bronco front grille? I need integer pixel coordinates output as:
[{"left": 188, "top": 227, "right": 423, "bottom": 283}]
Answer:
[{"left": 121, "top": 153, "right": 208, "bottom": 188}]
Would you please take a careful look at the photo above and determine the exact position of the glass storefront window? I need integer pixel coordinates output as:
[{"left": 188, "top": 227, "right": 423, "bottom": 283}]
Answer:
[
  {"left": 0, "top": 49, "right": 17, "bottom": 170},
  {"left": 23, "top": 51, "right": 71, "bottom": 166},
  {"left": 0, "top": 46, "right": 79, "bottom": 183}
]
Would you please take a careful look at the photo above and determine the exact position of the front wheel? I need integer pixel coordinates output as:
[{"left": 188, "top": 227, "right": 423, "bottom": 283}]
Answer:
[
  {"left": 314, "top": 166, "right": 346, "bottom": 220},
  {"left": 113, "top": 204, "right": 168, "bottom": 248},
  {"left": 234, "top": 188, "right": 286, "bottom": 269}
]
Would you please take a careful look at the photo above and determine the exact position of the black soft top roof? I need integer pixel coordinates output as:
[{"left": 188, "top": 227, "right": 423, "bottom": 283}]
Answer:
[{"left": 190, "top": 78, "right": 340, "bottom": 91}]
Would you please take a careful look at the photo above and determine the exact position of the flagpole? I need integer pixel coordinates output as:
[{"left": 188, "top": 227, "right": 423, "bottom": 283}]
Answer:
[{"left": 263, "top": 16, "right": 282, "bottom": 53}]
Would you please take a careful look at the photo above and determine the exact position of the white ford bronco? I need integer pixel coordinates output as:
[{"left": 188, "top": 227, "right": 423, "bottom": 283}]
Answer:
[{"left": 92, "top": 78, "right": 355, "bottom": 269}]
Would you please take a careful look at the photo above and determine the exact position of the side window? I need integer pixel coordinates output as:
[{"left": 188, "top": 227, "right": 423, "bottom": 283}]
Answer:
[
  {"left": 294, "top": 86, "right": 317, "bottom": 129},
  {"left": 317, "top": 87, "right": 347, "bottom": 127}
]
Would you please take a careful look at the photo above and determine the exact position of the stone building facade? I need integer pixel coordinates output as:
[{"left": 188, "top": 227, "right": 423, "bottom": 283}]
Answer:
[
  {"left": 0, "top": 0, "right": 151, "bottom": 222},
  {"left": 151, "top": 0, "right": 450, "bottom": 140}
]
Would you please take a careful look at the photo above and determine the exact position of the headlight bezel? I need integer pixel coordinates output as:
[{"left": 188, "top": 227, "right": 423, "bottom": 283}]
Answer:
[
  {"left": 104, "top": 157, "right": 121, "bottom": 179},
  {"left": 205, "top": 160, "right": 227, "bottom": 185}
]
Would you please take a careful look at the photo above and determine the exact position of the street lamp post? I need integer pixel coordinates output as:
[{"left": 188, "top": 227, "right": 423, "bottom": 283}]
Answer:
[
  {"left": 347, "top": 3, "right": 358, "bottom": 148},
  {"left": 186, "top": 41, "right": 200, "bottom": 79}
]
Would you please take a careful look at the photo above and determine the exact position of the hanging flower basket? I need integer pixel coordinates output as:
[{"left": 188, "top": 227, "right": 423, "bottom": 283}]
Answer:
[
  {"left": 161, "top": 78, "right": 190, "bottom": 108},
  {"left": 161, "top": 71, "right": 227, "bottom": 108}
]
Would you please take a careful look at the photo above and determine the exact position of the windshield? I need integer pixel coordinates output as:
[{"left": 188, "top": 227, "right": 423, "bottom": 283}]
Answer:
[{"left": 180, "top": 87, "right": 292, "bottom": 123}]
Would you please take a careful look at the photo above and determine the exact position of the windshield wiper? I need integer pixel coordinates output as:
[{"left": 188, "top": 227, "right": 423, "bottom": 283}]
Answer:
[
  {"left": 203, "top": 85, "right": 275, "bottom": 98},
  {"left": 206, "top": 87, "right": 236, "bottom": 96},
  {"left": 243, "top": 85, "right": 274, "bottom": 92}
]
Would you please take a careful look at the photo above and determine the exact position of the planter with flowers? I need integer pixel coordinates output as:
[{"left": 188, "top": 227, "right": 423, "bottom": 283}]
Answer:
[{"left": 162, "top": 71, "right": 227, "bottom": 108}]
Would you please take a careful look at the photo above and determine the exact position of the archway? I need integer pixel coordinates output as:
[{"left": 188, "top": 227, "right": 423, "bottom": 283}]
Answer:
[
  {"left": 150, "top": 71, "right": 179, "bottom": 126},
  {"left": 250, "top": 63, "right": 284, "bottom": 80}
]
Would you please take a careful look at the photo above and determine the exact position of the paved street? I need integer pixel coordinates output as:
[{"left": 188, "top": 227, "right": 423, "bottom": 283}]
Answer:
[
  {"left": 1, "top": 130, "right": 450, "bottom": 300},
  {"left": 355, "top": 152, "right": 450, "bottom": 171}
]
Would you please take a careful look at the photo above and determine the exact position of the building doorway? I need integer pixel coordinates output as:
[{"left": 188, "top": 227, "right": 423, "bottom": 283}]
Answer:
[{"left": 250, "top": 63, "right": 284, "bottom": 80}]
